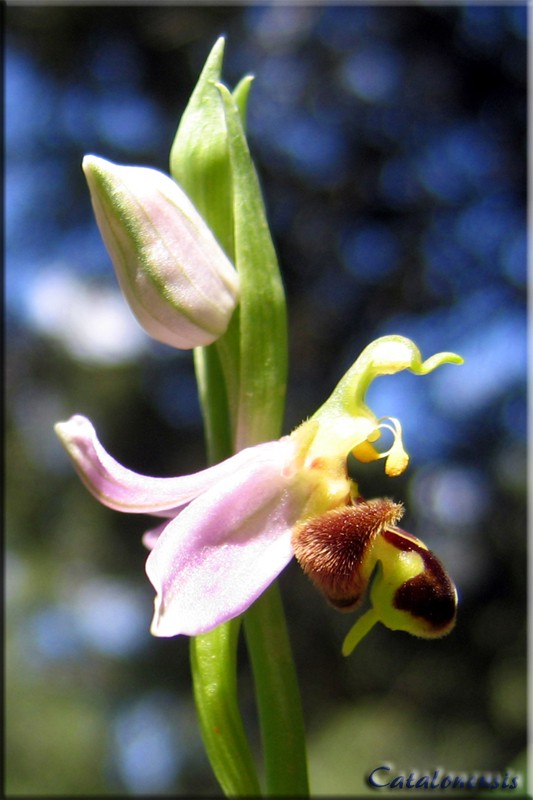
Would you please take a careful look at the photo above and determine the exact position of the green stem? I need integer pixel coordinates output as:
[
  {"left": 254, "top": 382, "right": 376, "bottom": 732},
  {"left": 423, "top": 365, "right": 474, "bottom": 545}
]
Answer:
[
  {"left": 244, "top": 584, "right": 309, "bottom": 796},
  {"left": 186, "top": 43, "right": 309, "bottom": 797},
  {"left": 191, "top": 620, "right": 261, "bottom": 797},
  {"left": 193, "top": 344, "right": 232, "bottom": 465},
  {"left": 215, "top": 85, "right": 308, "bottom": 796},
  {"left": 191, "top": 340, "right": 262, "bottom": 795}
]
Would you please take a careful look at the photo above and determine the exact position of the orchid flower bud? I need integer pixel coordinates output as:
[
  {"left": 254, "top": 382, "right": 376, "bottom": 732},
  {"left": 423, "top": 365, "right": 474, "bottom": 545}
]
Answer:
[{"left": 83, "top": 155, "right": 240, "bottom": 350}]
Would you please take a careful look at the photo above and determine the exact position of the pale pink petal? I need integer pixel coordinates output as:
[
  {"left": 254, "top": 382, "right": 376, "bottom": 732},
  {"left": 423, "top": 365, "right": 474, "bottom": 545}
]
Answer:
[
  {"left": 145, "top": 443, "right": 302, "bottom": 636},
  {"left": 142, "top": 521, "right": 170, "bottom": 551},
  {"left": 54, "top": 414, "right": 289, "bottom": 515}
]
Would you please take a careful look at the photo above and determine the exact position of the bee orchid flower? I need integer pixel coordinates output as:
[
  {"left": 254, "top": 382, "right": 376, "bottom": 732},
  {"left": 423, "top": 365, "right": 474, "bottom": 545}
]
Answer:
[{"left": 55, "top": 336, "right": 462, "bottom": 642}]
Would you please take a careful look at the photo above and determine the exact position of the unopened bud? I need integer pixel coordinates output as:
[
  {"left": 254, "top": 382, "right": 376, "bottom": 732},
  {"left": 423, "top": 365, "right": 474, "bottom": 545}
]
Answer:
[{"left": 83, "top": 155, "right": 239, "bottom": 349}]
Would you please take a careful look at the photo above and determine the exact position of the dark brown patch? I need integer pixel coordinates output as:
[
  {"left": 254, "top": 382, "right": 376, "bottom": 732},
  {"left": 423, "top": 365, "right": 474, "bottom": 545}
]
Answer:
[{"left": 383, "top": 528, "right": 457, "bottom": 634}]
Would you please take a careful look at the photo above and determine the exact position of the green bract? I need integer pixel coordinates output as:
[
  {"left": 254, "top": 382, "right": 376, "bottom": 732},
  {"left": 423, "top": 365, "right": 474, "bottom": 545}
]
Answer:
[
  {"left": 171, "top": 38, "right": 236, "bottom": 255},
  {"left": 171, "top": 37, "right": 288, "bottom": 454}
]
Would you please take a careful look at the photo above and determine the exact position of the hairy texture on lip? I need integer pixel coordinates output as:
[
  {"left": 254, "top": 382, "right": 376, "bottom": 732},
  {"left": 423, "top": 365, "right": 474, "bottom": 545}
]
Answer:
[{"left": 292, "top": 498, "right": 404, "bottom": 610}]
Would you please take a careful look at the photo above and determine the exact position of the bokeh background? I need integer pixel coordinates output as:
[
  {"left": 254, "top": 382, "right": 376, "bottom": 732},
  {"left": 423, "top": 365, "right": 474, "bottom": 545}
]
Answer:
[{"left": 6, "top": 3, "right": 527, "bottom": 796}]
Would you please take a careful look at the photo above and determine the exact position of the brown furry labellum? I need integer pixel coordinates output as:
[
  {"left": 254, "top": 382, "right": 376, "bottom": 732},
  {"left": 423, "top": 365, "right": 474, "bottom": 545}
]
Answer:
[{"left": 291, "top": 498, "right": 404, "bottom": 611}]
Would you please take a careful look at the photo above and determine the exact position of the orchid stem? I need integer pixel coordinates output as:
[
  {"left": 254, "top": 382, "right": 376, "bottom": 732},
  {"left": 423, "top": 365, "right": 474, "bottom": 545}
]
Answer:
[
  {"left": 191, "top": 345, "right": 261, "bottom": 796},
  {"left": 187, "top": 39, "right": 307, "bottom": 796},
  {"left": 244, "top": 584, "right": 309, "bottom": 796},
  {"left": 193, "top": 345, "right": 233, "bottom": 465},
  {"left": 190, "top": 620, "right": 262, "bottom": 797}
]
